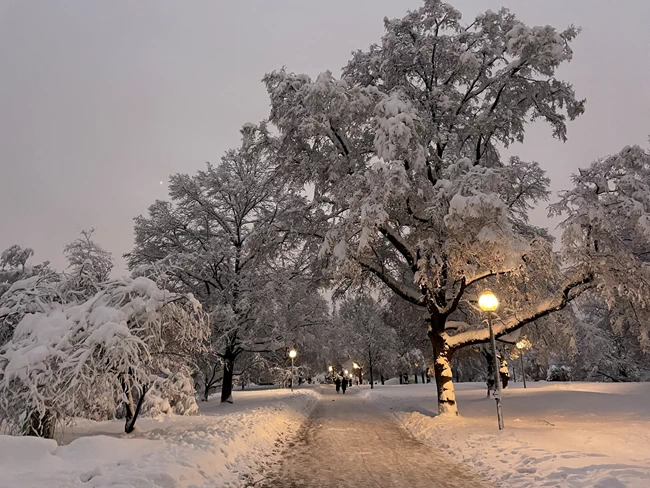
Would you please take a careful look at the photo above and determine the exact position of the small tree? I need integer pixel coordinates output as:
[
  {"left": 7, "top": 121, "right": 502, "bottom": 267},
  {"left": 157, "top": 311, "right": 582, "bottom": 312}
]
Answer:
[{"left": 63, "top": 228, "right": 114, "bottom": 298}]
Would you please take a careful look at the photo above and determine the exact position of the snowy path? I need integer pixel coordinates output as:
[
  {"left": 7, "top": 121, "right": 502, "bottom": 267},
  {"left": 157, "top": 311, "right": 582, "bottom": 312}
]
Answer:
[{"left": 257, "top": 386, "right": 491, "bottom": 488}]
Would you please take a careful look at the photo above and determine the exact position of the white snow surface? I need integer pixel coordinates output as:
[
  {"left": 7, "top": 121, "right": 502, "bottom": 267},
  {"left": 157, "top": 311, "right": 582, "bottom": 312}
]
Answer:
[
  {"left": 366, "top": 381, "right": 650, "bottom": 487},
  {"left": 0, "top": 388, "right": 318, "bottom": 488}
]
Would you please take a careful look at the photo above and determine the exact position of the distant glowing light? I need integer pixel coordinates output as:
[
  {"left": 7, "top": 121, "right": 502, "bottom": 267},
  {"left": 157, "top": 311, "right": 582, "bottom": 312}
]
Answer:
[{"left": 289, "top": 349, "right": 297, "bottom": 359}]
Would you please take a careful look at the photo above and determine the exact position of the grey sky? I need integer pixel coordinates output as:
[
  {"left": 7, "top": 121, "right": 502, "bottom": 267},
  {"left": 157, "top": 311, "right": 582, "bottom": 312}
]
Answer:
[{"left": 1, "top": 0, "right": 649, "bottom": 274}]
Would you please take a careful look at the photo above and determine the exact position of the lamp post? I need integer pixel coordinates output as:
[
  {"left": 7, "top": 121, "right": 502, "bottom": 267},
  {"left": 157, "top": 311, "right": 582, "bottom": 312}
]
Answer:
[
  {"left": 479, "top": 291, "right": 504, "bottom": 430},
  {"left": 353, "top": 362, "right": 362, "bottom": 385},
  {"left": 516, "top": 341, "right": 527, "bottom": 389},
  {"left": 289, "top": 349, "right": 297, "bottom": 391}
]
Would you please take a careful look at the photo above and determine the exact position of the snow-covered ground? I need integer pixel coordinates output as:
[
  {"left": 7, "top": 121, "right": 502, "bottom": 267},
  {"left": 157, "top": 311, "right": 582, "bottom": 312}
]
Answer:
[
  {"left": 366, "top": 381, "right": 650, "bottom": 487},
  {"left": 0, "top": 388, "right": 318, "bottom": 488}
]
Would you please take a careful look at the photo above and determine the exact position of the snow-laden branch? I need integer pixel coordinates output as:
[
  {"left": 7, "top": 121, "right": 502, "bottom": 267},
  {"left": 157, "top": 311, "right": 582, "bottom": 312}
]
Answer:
[
  {"left": 465, "top": 268, "right": 517, "bottom": 287},
  {"left": 359, "top": 258, "right": 424, "bottom": 306},
  {"left": 446, "top": 273, "right": 594, "bottom": 349},
  {"left": 378, "top": 225, "right": 417, "bottom": 270}
]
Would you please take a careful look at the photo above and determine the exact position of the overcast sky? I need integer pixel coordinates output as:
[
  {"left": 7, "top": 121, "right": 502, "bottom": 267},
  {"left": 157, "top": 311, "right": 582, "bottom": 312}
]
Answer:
[{"left": 1, "top": 0, "right": 649, "bottom": 274}]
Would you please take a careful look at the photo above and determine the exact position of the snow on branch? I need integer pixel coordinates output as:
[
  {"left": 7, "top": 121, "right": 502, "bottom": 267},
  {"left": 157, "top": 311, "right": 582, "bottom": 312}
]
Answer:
[
  {"left": 446, "top": 273, "right": 594, "bottom": 349},
  {"left": 359, "top": 258, "right": 424, "bottom": 306}
]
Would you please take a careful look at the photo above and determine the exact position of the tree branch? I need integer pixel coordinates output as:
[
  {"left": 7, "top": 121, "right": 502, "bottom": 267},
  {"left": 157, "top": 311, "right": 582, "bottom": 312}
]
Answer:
[
  {"left": 378, "top": 225, "right": 417, "bottom": 271},
  {"left": 446, "top": 273, "right": 594, "bottom": 349},
  {"left": 359, "top": 258, "right": 424, "bottom": 306}
]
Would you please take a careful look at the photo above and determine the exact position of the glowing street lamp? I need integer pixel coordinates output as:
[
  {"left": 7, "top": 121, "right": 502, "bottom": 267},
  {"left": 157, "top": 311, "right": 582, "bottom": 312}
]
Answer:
[
  {"left": 352, "top": 362, "right": 362, "bottom": 385},
  {"left": 479, "top": 291, "right": 504, "bottom": 430},
  {"left": 516, "top": 341, "right": 527, "bottom": 389},
  {"left": 289, "top": 349, "right": 297, "bottom": 391},
  {"left": 328, "top": 365, "right": 333, "bottom": 373}
]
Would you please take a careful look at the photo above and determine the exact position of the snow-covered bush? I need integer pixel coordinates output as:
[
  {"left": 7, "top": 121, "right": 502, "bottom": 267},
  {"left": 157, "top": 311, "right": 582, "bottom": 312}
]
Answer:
[
  {"left": 546, "top": 365, "right": 572, "bottom": 382},
  {"left": 0, "top": 273, "right": 63, "bottom": 347},
  {"left": 143, "top": 369, "right": 200, "bottom": 417},
  {"left": 0, "top": 277, "right": 207, "bottom": 437}
]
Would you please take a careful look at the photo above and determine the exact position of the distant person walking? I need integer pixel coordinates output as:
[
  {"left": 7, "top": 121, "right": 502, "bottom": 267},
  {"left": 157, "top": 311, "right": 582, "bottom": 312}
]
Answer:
[
  {"left": 341, "top": 376, "right": 347, "bottom": 394},
  {"left": 335, "top": 376, "right": 341, "bottom": 394}
]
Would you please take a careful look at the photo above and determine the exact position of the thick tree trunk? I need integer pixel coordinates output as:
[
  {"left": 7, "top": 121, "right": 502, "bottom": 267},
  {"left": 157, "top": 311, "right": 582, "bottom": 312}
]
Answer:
[
  {"left": 221, "top": 356, "right": 235, "bottom": 403},
  {"left": 380, "top": 373, "right": 385, "bottom": 385},
  {"left": 430, "top": 332, "right": 458, "bottom": 416},
  {"left": 370, "top": 365, "right": 374, "bottom": 389},
  {"left": 414, "top": 373, "right": 418, "bottom": 384},
  {"left": 399, "top": 374, "right": 403, "bottom": 385}
]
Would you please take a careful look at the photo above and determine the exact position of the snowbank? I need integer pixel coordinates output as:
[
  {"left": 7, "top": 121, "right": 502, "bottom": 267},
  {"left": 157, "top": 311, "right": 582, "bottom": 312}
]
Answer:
[
  {"left": 367, "top": 382, "right": 650, "bottom": 487},
  {"left": 0, "top": 388, "right": 318, "bottom": 488}
]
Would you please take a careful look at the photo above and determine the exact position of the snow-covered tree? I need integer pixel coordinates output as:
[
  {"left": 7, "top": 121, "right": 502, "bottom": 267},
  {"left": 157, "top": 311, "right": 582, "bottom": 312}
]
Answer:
[
  {"left": 0, "top": 245, "right": 52, "bottom": 298},
  {"left": 0, "top": 263, "right": 61, "bottom": 347},
  {"left": 1, "top": 245, "right": 34, "bottom": 273},
  {"left": 0, "top": 277, "right": 207, "bottom": 437},
  {"left": 552, "top": 143, "right": 650, "bottom": 350},
  {"left": 335, "top": 294, "right": 398, "bottom": 388},
  {"left": 62, "top": 228, "right": 114, "bottom": 298},
  {"left": 263, "top": 1, "right": 589, "bottom": 414},
  {"left": 572, "top": 293, "right": 647, "bottom": 382},
  {"left": 127, "top": 124, "right": 309, "bottom": 403}
]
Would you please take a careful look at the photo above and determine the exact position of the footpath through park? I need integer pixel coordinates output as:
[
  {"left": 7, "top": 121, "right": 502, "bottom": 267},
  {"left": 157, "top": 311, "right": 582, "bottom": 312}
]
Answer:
[{"left": 257, "top": 385, "right": 491, "bottom": 488}]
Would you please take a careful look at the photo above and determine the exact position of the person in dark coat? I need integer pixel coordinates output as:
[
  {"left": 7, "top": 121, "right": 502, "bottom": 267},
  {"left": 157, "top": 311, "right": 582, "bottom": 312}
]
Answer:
[
  {"left": 334, "top": 376, "right": 341, "bottom": 394},
  {"left": 341, "top": 376, "right": 347, "bottom": 394}
]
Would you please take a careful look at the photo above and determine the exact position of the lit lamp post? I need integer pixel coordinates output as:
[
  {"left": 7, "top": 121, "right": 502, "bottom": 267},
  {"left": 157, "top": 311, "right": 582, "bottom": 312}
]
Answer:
[
  {"left": 353, "top": 362, "right": 362, "bottom": 385},
  {"left": 289, "top": 349, "right": 297, "bottom": 391},
  {"left": 479, "top": 291, "right": 504, "bottom": 430},
  {"left": 516, "top": 341, "right": 527, "bottom": 389}
]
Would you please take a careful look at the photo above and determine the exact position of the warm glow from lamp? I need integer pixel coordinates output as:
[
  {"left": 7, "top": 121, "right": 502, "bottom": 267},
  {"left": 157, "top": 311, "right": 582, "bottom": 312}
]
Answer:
[
  {"left": 353, "top": 362, "right": 359, "bottom": 369},
  {"left": 344, "top": 370, "right": 348, "bottom": 375},
  {"left": 289, "top": 349, "right": 297, "bottom": 359},
  {"left": 516, "top": 341, "right": 525, "bottom": 349},
  {"left": 478, "top": 291, "right": 499, "bottom": 312},
  {"left": 328, "top": 366, "right": 333, "bottom": 372}
]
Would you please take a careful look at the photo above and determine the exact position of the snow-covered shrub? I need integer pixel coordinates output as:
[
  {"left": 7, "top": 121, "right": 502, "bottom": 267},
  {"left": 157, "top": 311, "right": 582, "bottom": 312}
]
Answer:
[
  {"left": 143, "top": 369, "right": 200, "bottom": 417},
  {"left": 0, "top": 273, "right": 63, "bottom": 347},
  {"left": 0, "top": 277, "right": 207, "bottom": 437},
  {"left": 546, "top": 364, "right": 572, "bottom": 382}
]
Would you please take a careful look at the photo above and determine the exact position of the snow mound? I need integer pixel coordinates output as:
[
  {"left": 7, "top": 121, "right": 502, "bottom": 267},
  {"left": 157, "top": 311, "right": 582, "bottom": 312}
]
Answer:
[{"left": 0, "top": 388, "right": 319, "bottom": 488}]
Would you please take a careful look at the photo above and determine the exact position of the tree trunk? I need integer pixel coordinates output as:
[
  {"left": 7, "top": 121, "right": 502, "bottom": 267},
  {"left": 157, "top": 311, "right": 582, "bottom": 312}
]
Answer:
[
  {"left": 380, "top": 373, "right": 385, "bottom": 385},
  {"left": 430, "top": 332, "right": 458, "bottom": 416},
  {"left": 221, "top": 355, "right": 235, "bottom": 403},
  {"left": 370, "top": 364, "right": 374, "bottom": 389},
  {"left": 24, "top": 410, "right": 55, "bottom": 438},
  {"left": 399, "top": 374, "right": 403, "bottom": 385},
  {"left": 421, "top": 371, "right": 425, "bottom": 384},
  {"left": 414, "top": 373, "right": 418, "bottom": 384},
  {"left": 125, "top": 384, "right": 150, "bottom": 434}
]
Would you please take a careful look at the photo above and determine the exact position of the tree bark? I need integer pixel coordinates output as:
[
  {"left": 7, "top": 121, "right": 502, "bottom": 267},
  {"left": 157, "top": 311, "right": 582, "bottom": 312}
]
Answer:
[
  {"left": 430, "top": 332, "right": 458, "bottom": 416},
  {"left": 221, "top": 354, "right": 235, "bottom": 403},
  {"left": 125, "top": 384, "right": 149, "bottom": 434},
  {"left": 380, "top": 373, "right": 385, "bottom": 385},
  {"left": 414, "top": 373, "right": 418, "bottom": 384},
  {"left": 421, "top": 371, "right": 425, "bottom": 384},
  {"left": 24, "top": 410, "right": 55, "bottom": 438}
]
